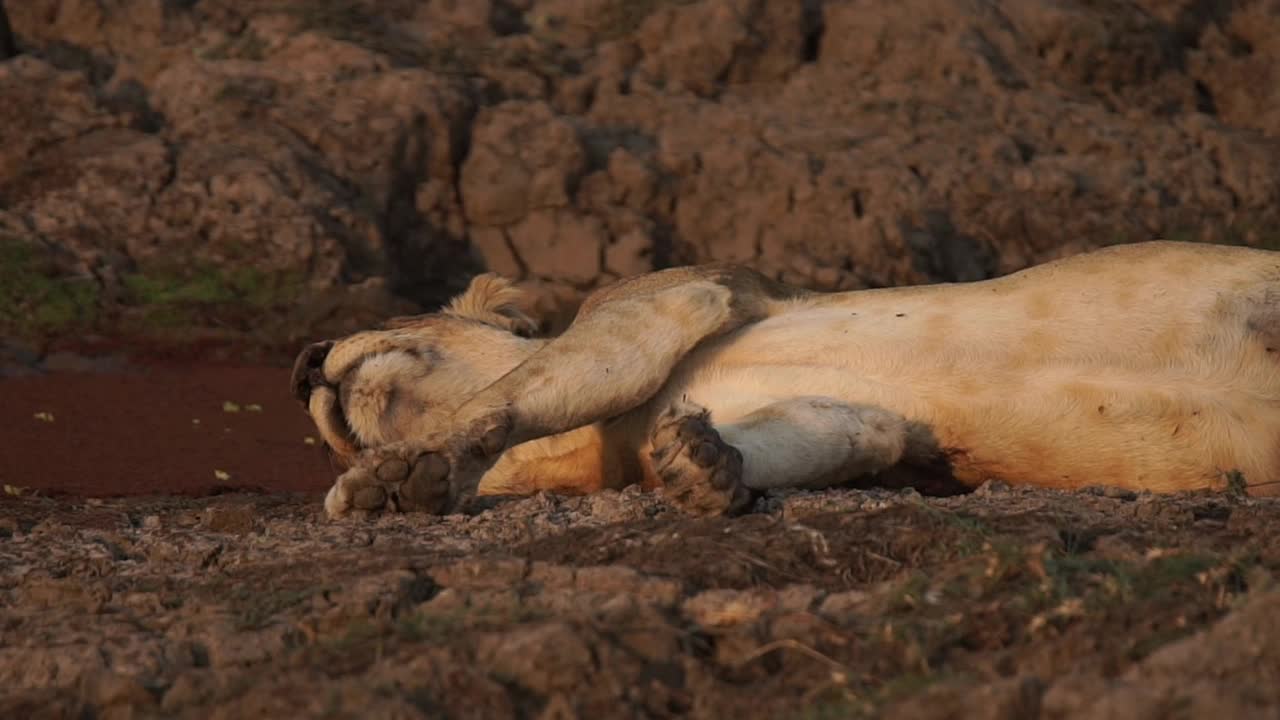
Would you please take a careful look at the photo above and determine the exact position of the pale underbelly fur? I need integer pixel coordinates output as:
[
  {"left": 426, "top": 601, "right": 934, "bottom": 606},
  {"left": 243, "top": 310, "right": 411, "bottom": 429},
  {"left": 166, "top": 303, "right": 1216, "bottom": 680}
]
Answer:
[{"left": 658, "top": 243, "right": 1280, "bottom": 494}]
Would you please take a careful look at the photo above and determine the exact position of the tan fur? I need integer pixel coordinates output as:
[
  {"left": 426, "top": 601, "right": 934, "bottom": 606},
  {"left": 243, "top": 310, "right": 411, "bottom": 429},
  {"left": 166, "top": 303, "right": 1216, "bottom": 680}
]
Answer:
[
  {"left": 441, "top": 273, "right": 539, "bottom": 336},
  {"left": 294, "top": 241, "right": 1280, "bottom": 517}
]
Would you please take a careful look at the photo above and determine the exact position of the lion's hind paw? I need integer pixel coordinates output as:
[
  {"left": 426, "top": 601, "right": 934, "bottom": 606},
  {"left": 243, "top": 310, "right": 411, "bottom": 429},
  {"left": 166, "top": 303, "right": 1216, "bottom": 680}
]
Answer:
[{"left": 649, "top": 401, "right": 754, "bottom": 517}]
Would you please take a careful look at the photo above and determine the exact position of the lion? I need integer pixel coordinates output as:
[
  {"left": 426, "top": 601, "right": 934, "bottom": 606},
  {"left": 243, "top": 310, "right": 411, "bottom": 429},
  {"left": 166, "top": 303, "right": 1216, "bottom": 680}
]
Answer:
[{"left": 290, "top": 241, "right": 1280, "bottom": 519}]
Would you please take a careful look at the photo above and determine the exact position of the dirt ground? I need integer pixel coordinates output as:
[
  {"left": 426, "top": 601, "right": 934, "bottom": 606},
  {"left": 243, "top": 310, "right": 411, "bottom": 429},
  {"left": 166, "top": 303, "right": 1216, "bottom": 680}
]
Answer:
[{"left": 4, "top": 357, "right": 1280, "bottom": 719}]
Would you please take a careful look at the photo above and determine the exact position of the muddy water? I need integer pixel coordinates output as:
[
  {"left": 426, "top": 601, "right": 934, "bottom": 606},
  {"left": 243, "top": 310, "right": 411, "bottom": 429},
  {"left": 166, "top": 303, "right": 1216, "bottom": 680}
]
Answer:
[{"left": 0, "top": 359, "right": 334, "bottom": 497}]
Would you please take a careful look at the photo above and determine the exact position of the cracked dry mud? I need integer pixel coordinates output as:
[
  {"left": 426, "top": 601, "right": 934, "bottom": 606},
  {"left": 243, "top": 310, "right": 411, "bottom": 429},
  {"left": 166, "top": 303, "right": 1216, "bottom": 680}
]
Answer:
[
  {"left": 6, "top": 483, "right": 1280, "bottom": 719},
  {"left": 8, "top": 0, "right": 1280, "bottom": 350}
]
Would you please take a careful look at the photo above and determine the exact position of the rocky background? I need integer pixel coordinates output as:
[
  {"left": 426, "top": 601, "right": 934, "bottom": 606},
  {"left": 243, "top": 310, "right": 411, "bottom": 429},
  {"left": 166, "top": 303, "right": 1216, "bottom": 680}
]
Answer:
[{"left": 2, "top": 0, "right": 1279, "bottom": 355}]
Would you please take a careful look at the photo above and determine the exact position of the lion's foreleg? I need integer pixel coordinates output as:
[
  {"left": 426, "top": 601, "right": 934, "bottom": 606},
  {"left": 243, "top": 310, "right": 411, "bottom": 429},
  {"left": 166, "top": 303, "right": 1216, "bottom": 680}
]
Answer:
[
  {"left": 718, "top": 397, "right": 908, "bottom": 490},
  {"left": 449, "top": 280, "right": 759, "bottom": 458},
  {"left": 646, "top": 396, "right": 910, "bottom": 515}
]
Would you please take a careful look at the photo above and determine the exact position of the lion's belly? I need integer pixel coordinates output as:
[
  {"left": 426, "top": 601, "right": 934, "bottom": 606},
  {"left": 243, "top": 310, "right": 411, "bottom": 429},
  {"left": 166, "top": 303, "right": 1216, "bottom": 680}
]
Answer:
[{"left": 665, "top": 246, "right": 1280, "bottom": 493}]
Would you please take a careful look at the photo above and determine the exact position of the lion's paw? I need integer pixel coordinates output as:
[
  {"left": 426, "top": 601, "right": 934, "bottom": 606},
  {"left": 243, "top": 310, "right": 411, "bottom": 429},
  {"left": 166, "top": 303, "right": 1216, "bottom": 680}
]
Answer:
[
  {"left": 324, "top": 443, "right": 453, "bottom": 519},
  {"left": 649, "top": 401, "right": 754, "bottom": 517}
]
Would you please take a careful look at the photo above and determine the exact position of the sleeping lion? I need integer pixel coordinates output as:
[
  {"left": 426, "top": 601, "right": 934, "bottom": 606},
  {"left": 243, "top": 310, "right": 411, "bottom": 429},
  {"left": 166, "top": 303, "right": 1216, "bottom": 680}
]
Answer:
[{"left": 290, "top": 241, "right": 1280, "bottom": 518}]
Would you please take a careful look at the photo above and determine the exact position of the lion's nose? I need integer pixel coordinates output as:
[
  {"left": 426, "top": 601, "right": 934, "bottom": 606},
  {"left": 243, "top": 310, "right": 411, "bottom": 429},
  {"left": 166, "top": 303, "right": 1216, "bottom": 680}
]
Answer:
[{"left": 290, "top": 340, "right": 335, "bottom": 405}]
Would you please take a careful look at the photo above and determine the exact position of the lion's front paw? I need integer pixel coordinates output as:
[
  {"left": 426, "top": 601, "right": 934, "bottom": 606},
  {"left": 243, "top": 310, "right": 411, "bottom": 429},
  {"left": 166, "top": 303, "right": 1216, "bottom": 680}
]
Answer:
[
  {"left": 324, "top": 443, "right": 453, "bottom": 519},
  {"left": 649, "top": 401, "right": 754, "bottom": 517}
]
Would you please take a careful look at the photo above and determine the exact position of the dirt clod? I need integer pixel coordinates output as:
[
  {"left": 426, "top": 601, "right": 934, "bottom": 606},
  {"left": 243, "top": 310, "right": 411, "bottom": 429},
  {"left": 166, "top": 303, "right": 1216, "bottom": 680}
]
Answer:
[{"left": 5, "top": 485, "right": 1280, "bottom": 718}]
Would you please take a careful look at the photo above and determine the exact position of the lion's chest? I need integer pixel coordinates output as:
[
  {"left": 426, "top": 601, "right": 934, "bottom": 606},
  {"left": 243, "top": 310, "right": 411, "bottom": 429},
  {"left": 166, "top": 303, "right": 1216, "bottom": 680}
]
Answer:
[{"left": 661, "top": 302, "right": 977, "bottom": 423}]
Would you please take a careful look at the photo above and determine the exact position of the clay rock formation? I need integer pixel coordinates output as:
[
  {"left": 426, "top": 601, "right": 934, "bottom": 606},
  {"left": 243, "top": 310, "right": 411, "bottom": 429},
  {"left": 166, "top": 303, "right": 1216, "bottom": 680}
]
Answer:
[{"left": 2, "top": 0, "right": 1280, "bottom": 349}]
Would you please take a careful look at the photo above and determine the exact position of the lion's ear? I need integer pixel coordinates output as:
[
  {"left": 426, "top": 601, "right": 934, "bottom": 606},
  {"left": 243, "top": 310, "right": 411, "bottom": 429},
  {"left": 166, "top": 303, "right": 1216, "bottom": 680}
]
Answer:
[{"left": 445, "top": 273, "right": 540, "bottom": 336}]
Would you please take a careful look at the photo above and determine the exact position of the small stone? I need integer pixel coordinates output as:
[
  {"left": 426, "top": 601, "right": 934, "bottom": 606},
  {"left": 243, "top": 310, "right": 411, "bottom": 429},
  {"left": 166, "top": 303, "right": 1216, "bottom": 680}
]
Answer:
[
  {"left": 161, "top": 672, "right": 207, "bottom": 712},
  {"left": 818, "top": 590, "right": 872, "bottom": 621},
  {"left": 200, "top": 506, "right": 256, "bottom": 534},
  {"left": 82, "top": 671, "right": 155, "bottom": 708},
  {"left": 975, "top": 479, "right": 1011, "bottom": 495},
  {"left": 1097, "top": 486, "right": 1137, "bottom": 501},
  {"left": 682, "top": 589, "right": 774, "bottom": 627}
]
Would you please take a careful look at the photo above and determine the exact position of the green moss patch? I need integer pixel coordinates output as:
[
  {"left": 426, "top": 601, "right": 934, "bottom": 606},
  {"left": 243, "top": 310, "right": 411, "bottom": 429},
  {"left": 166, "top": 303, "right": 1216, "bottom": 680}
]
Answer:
[
  {"left": 119, "top": 263, "right": 307, "bottom": 333},
  {"left": 0, "top": 238, "right": 100, "bottom": 340}
]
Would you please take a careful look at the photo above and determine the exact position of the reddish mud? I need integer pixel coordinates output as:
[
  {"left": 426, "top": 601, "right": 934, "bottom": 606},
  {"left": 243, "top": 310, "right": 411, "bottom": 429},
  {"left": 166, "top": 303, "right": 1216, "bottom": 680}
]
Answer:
[{"left": 0, "top": 362, "right": 334, "bottom": 498}]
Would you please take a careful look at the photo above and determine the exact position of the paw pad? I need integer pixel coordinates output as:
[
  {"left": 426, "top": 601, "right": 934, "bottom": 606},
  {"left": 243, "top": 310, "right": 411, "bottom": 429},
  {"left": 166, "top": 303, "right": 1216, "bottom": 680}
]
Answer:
[
  {"left": 326, "top": 448, "right": 454, "bottom": 519},
  {"left": 649, "top": 403, "right": 753, "bottom": 517}
]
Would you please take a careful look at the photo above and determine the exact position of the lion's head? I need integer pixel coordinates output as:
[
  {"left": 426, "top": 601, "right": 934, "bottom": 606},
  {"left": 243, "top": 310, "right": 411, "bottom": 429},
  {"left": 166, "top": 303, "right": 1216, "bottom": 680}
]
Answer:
[{"left": 290, "top": 274, "right": 546, "bottom": 469}]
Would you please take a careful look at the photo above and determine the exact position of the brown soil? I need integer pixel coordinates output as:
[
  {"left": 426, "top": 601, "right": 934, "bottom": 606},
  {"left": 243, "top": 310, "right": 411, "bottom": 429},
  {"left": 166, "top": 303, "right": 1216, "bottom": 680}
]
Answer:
[{"left": 0, "top": 361, "right": 333, "bottom": 498}]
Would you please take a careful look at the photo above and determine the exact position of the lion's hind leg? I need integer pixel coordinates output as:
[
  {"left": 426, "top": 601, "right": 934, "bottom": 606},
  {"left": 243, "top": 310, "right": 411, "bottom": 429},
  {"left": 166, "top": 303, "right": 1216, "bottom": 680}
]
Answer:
[{"left": 647, "top": 397, "right": 910, "bottom": 516}]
